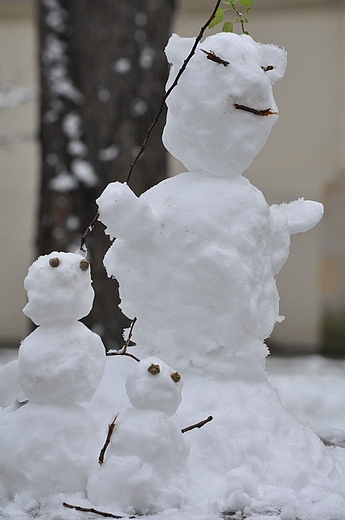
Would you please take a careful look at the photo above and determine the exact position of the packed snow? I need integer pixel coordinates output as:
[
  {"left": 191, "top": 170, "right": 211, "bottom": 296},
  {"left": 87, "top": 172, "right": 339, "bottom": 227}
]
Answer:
[{"left": 0, "top": 31, "right": 344, "bottom": 520}]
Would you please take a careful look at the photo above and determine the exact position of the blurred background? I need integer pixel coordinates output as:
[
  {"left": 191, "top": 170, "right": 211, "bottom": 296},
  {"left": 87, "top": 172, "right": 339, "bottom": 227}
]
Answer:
[{"left": 1, "top": 0, "right": 345, "bottom": 356}]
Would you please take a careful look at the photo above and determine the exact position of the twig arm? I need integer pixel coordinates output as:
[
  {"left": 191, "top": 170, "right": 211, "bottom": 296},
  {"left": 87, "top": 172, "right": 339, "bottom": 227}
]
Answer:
[
  {"left": 98, "top": 414, "right": 118, "bottom": 465},
  {"left": 181, "top": 415, "right": 213, "bottom": 434}
]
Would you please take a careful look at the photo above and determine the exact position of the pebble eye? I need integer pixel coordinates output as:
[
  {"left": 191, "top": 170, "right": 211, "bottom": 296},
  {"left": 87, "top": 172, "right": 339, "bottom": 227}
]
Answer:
[
  {"left": 171, "top": 372, "right": 181, "bottom": 383},
  {"left": 148, "top": 364, "right": 160, "bottom": 375},
  {"left": 79, "top": 259, "right": 90, "bottom": 271},
  {"left": 49, "top": 257, "right": 60, "bottom": 268}
]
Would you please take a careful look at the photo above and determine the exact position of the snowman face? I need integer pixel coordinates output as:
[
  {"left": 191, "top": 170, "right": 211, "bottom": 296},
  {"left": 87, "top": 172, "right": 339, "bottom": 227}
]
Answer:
[
  {"left": 125, "top": 356, "right": 183, "bottom": 417},
  {"left": 163, "top": 32, "right": 287, "bottom": 177},
  {"left": 23, "top": 252, "right": 95, "bottom": 325}
]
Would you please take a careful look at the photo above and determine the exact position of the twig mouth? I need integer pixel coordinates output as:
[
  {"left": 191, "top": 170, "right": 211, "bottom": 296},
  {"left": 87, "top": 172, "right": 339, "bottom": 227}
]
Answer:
[{"left": 234, "top": 103, "right": 278, "bottom": 116}]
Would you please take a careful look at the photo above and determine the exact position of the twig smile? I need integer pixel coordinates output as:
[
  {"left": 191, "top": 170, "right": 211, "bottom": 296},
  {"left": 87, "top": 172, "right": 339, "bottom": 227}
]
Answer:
[{"left": 234, "top": 103, "right": 278, "bottom": 116}]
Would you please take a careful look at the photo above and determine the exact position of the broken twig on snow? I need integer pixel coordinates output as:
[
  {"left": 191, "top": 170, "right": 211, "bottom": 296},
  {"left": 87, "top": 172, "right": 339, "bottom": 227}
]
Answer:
[
  {"left": 63, "top": 501, "right": 136, "bottom": 518},
  {"left": 181, "top": 415, "right": 213, "bottom": 433}
]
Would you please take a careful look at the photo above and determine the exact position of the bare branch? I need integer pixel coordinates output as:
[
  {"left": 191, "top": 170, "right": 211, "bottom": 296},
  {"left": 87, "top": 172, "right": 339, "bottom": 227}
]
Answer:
[
  {"left": 106, "top": 317, "right": 140, "bottom": 362},
  {"left": 126, "top": 0, "right": 222, "bottom": 185},
  {"left": 79, "top": 0, "right": 222, "bottom": 250},
  {"left": 181, "top": 415, "right": 213, "bottom": 434},
  {"left": 80, "top": 211, "right": 99, "bottom": 253},
  {"left": 98, "top": 414, "right": 119, "bottom": 465}
]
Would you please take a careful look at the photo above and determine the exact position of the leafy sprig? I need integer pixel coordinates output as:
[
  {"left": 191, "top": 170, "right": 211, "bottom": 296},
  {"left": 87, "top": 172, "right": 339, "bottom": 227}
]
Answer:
[{"left": 209, "top": 0, "right": 253, "bottom": 35}]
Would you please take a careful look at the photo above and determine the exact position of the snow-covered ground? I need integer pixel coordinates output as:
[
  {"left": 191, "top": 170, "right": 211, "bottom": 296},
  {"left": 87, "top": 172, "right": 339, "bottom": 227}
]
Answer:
[{"left": 1, "top": 347, "right": 345, "bottom": 520}]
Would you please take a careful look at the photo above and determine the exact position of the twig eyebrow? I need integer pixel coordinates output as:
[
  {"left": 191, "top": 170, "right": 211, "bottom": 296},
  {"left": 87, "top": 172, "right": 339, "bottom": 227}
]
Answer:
[{"left": 200, "top": 49, "right": 230, "bottom": 66}]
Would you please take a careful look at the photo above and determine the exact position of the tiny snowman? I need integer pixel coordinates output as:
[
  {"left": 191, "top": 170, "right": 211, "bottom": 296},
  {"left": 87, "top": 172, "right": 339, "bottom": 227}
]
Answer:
[
  {"left": 87, "top": 356, "right": 189, "bottom": 514},
  {"left": 0, "top": 252, "right": 106, "bottom": 497}
]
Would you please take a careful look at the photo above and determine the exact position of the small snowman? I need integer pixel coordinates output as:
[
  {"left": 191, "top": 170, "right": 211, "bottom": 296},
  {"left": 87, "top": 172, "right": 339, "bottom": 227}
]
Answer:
[
  {"left": 87, "top": 356, "right": 189, "bottom": 514},
  {"left": 0, "top": 252, "right": 106, "bottom": 497}
]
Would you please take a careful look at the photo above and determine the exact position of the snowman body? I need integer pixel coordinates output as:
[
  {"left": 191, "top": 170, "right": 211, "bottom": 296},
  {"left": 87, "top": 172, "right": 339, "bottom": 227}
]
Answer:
[
  {"left": 0, "top": 252, "right": 106, "bottom": 497},
  {"left": 87, "top": 357, "right": 189, "bottom": 514}
]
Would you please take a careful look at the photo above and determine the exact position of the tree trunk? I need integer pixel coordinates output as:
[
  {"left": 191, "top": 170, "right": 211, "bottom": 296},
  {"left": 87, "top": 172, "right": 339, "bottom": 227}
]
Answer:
[{"left": 37, "top": 0, "right": 175, "bottom": 349}]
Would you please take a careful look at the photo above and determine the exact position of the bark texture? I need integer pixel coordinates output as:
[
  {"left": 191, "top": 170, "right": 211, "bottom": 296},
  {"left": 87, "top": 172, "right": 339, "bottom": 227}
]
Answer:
[{"left": 37, "top": 0, "right": 175, "bottom": 348}]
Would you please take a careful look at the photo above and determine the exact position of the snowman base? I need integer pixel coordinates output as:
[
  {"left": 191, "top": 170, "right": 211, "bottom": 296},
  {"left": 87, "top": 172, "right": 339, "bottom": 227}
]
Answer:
[{"left": 0, "top": 402, "right": 102, "bottom": 497}]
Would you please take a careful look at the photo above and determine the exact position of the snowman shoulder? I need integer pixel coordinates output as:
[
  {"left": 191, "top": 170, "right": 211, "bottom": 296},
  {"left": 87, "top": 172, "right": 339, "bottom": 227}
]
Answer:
[{"left": 97, "top": 182, "right": 155, "bottom": 240}]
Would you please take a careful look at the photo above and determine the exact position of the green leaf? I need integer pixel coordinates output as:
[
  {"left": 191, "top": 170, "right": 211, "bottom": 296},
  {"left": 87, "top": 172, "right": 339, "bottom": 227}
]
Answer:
[
  {"left": 209, "top": 7, "right": 224, "bottom": 29},
  {"left": 238, "top": 0, "right": 253, "bottom": 6},
  {"left": 222, "top": 21, "right": 233, "bottom": 32}
]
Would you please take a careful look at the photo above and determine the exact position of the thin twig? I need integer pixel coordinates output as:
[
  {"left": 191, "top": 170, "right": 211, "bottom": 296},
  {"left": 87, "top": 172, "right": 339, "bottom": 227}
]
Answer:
[
  {"left": 79, "top": 0, "right": 222, "bottom": 250},
  {"left": 125, "top": 0, "right": 222, "bottom": 185},
  {"left": 181, "top": 415, "right": 213, "bottom": 434},
  {"left": 231, "top": 3, "right": 246, "bottom": 34},
  {"left": 106, "top": 350, "right": 141, "bottom": 362},
  {"left": 234, "top": 103, "right": 278, "bottom": 117},
  {"left": 63, "top": 502, "right": 136, "bottom": 518},
  {"left": 106, "top": 317, "right": 140, "bottom": 362},
  {"left": 98, "top": 414, "right": 119, "bottom": 465},
  {"left": 80, "top": 211, "right": 99, "bottom": 252}
]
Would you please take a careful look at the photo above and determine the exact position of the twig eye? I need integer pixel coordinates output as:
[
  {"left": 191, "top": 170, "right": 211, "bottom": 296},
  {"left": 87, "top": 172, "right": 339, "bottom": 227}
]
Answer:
[
  {"left": 261, "top": 65, "right": 275, "bottom": 72},
  {"left": 201, "top": 49, "right": 229, "bottom": 67},
  {"left": 171, "top": 372, "right": 181, "bottom": 383},
  {"left": 148, "top": 364, "right": 160, "bottom": 375},
  {"left": 49, "top": 257, "right": 60, "bottom": 268},
  {"left": 79, "top": 259, "right": 90, "bottom": 271}
]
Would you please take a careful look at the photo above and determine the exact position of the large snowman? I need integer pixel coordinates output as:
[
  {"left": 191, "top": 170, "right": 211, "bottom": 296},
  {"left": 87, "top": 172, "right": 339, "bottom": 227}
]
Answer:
[
  {"left": 94, "top": 32, "right": 345, "bottom": 518},
  {"left": 97, "top": 32, "right": 322, "bottom": 373},
  {"left": 0, "top": 252, "right": 106, "bottom": 498}
]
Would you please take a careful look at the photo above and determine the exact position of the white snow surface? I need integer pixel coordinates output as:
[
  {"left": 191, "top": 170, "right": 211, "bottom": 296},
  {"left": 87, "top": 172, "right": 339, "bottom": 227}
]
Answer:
[{"left": 0, "top": 351, "right": 345, "bottom": 519}]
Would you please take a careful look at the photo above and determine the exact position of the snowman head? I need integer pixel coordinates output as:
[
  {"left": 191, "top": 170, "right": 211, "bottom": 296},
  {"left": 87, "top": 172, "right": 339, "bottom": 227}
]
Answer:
[
  {"left": 162, "top": 32, "right": 287, "bottom": 177},
  {"left": 23, "top": 252, "right": 94, "bottom": 325},
  {"left": 125, "top": 356, "right": 183, "bottom": 417}
]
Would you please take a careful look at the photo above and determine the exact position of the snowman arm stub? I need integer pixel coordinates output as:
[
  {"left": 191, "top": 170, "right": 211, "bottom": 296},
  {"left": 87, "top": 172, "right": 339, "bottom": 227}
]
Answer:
[
  {"left": 271, "top": 198, "right": 324, "bottom": 236},
  {"left": 96, "top": 182, "right": 155, "bottom": 240}
]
